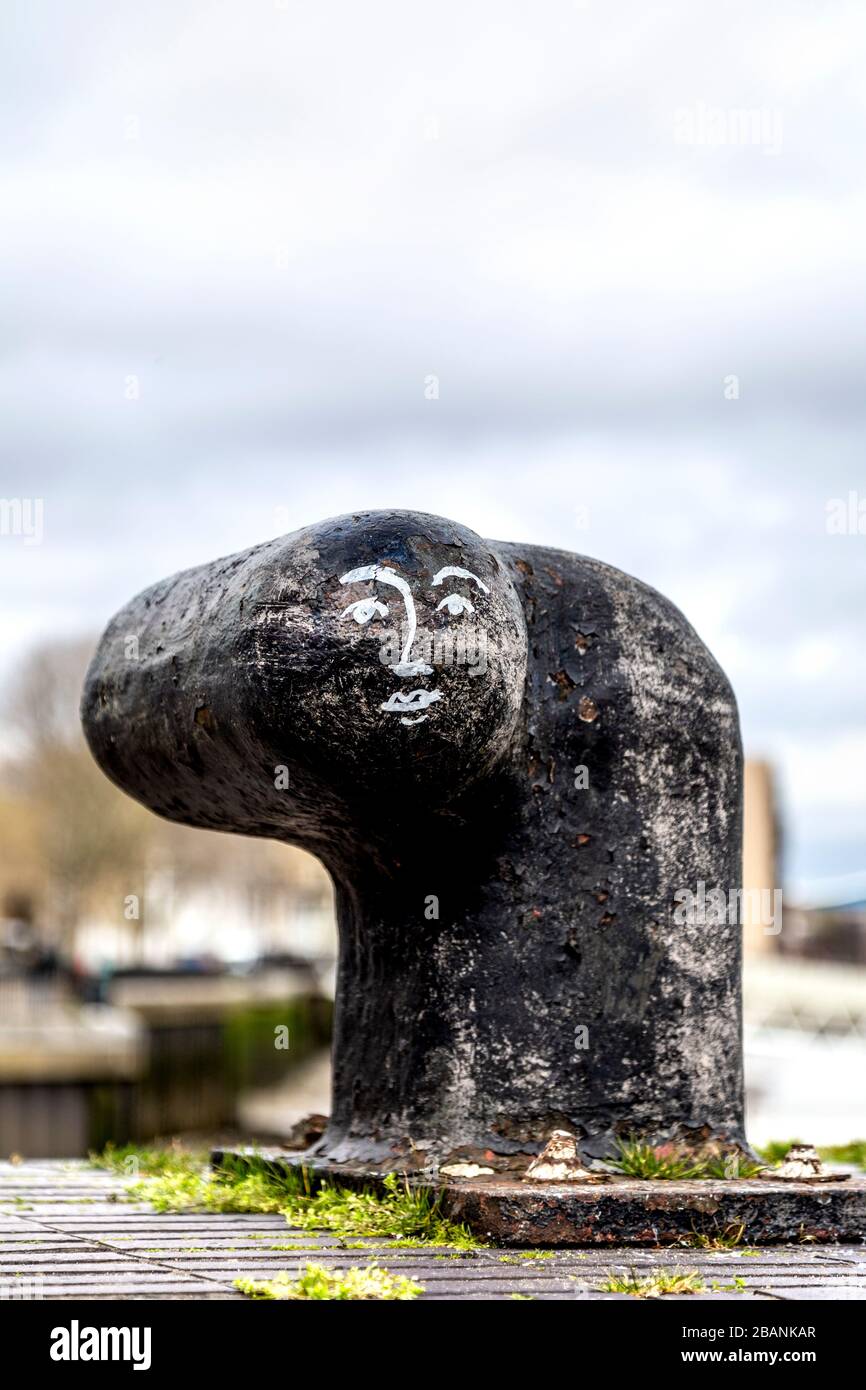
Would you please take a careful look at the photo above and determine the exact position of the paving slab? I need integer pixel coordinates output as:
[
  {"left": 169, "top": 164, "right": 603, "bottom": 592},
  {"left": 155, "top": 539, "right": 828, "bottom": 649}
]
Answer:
[{"left": 0, "top": 1161, "right": 864, "bottom": 1301}]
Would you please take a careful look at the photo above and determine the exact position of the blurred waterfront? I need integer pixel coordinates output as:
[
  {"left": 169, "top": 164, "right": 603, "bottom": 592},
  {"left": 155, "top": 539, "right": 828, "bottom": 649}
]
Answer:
[{"left": 0, "top": 633, "right": 862, "bottom": 1154}]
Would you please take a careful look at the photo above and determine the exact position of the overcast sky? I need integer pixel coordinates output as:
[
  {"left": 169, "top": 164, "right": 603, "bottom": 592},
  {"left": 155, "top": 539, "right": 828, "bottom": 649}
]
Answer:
[{"left": 2, "top": 0, "right": 865, "bottom": 895}]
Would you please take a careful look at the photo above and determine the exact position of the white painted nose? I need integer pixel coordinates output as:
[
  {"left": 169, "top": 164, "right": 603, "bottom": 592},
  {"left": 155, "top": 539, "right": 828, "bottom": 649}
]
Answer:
[{"left": 390, "top": 657, "right": 433, "bottom": 677}]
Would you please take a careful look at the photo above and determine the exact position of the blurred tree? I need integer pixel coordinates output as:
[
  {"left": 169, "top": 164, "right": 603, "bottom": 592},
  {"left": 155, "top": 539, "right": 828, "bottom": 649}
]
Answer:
[
  {"left": 1, "top": 637, "right": 154, "bottom": 953},
  {"left": 0, "top": 638, "right": 333, "bottom": 965}
]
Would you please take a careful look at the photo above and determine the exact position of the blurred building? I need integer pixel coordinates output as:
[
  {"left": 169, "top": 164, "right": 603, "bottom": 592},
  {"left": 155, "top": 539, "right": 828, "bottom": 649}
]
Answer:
[
  {"left": 742, "top": 758, "right": 866, "bottom": 1145},
  {"left": 742, "top": 759, "right": 782, "bottom": 955},
  {"left": 70, "top": 845, "right": 336, "bottom": 975}
]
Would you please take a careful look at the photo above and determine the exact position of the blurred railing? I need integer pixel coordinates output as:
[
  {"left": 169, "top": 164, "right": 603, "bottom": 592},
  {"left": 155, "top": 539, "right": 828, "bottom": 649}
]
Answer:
[
  {"left": 0, "top": 968, "right": 331, "bottom": 1156},
  {"left": 0, "top": 974, "right": 73, "bottom": 1023}
]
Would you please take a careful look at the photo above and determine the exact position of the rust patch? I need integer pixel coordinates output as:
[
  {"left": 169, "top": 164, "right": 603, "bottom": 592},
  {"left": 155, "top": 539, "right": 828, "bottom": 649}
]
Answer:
[
  {"left": 194, "top": 704, "right": 217, "bottom": 732},
  {"left": 550, "top": 669, "right": 576, "bottom": 699}
]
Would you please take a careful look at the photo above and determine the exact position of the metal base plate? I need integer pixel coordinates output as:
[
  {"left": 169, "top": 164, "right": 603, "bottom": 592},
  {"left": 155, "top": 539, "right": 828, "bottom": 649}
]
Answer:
[{"left": 212, "top": 1147, "right": 866, "bottom": 1247}]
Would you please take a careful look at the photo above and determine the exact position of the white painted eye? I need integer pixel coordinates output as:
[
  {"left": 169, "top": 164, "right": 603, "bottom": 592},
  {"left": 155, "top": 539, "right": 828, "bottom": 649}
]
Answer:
[
  {"left": 436, "top": 593, "right": 474, "bottom": 617},
  {"left": 341, "top": 598, "right": 389, "bottom": 624}
]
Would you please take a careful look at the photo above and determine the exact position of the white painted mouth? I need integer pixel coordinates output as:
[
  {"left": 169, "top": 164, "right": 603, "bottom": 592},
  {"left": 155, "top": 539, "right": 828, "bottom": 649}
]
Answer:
[{"left": 381, "top": 689, "right": 442, "bottom": 715}]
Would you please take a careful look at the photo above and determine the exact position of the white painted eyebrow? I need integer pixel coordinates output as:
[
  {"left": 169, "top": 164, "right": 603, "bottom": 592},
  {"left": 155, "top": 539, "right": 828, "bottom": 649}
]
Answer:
[
  {"left": 338, "top": 563, "right": 418, "bottom": 669},
  {"left": 339, "top": 563, "right": 407, "bottom": 596},
  {"left": 431, "top": 565, "right": 490, "bottom": 594}
]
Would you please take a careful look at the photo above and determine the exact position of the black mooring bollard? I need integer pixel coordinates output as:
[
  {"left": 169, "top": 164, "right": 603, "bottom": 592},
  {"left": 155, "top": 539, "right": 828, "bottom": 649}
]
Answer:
[{"left": 82, "top": 509, "right": 746, "bottom": 1168}]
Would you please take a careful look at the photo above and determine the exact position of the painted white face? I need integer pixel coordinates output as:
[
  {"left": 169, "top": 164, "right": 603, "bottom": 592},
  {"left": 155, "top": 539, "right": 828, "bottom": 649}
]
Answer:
[{"left": 339, "top": 562, "right": 490, "bottom": 726}]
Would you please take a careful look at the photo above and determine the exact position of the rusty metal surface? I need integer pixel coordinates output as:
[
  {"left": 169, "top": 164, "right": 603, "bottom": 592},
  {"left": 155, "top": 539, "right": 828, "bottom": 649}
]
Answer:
[
  {"left": 442, "top": 1174, "right": 866, "bottom": 1247},
  {"left": 1, "top": 1162, "right": 865, "bottom": 1300}
]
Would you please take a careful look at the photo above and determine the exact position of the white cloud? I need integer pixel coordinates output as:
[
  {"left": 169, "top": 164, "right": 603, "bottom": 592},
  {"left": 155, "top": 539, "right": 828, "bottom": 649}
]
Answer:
[{"left": 3, "top": 0, "right": 865, "bottom": 883}]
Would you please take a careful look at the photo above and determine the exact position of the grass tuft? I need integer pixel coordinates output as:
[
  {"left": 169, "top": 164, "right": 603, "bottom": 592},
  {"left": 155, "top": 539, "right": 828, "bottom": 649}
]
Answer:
[
  {"left": 680, "top": 1222, "right": 747, "bottom": 1251},
  {"left": 612, "top": 1139, "right": 763, "bottom": 1180},
  {"left": 612, "top": 1140, "right": 705, "bottom": 1180}
]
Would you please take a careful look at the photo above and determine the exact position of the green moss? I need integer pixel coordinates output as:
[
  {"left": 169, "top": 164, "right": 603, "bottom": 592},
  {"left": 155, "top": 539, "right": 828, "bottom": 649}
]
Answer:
[
  {"left": 269, "top": 1243, "right": 323, "bottom": 1251},
  {"left": 277, "top": 1173, "right": 478, "bottom": 1248},
  {"left": 234, "top": 1262, "right": 423, "bottom": 1301},
  {"left": 127, "top": 1166, "right": 299, "bottom": 1215},
  {"left": 600, "top": 1267, "right": 705, "bottom": 1298},
  {"left": 124, "top": 1151, "right": 481, "bottom": 1249},
  {"left": 499, "top": 1251, "right": 556, "bottom": 1263},
  {"left": 89, "top": 1142, "right": 207, "bottom": 1178}
]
